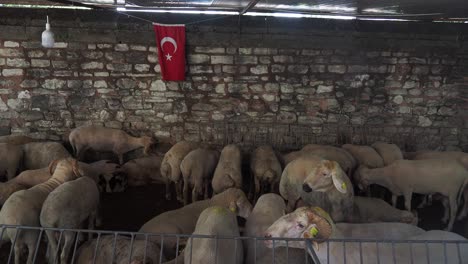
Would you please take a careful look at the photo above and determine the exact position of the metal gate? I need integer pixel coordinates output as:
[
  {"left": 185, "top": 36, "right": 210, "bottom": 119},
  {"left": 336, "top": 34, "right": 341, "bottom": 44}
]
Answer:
[{"left": 0, "top": 225, "right": 466, "bottom": 264}]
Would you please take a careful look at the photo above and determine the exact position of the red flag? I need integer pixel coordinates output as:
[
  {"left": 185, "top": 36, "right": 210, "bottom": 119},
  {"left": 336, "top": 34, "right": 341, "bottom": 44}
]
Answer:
[{"left": 153, "top": 23, "right": 186, "bottom": 81}]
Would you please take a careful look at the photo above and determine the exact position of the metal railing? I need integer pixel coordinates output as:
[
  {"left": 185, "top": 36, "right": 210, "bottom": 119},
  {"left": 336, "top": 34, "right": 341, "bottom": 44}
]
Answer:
[{"left": 0, "top": 225, "right": 467, "bottom": 264}]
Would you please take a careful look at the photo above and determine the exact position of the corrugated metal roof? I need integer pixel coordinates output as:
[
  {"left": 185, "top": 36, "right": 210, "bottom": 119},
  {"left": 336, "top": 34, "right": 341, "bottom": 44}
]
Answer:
[{"left": 1, "top": 0, "right": 468, "bottom": 22}]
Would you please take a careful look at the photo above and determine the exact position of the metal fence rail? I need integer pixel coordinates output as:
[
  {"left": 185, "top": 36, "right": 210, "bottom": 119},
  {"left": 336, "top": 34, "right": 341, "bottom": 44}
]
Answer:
[{"left": 0, "top": 225, "right": 467, "bottom": 264}]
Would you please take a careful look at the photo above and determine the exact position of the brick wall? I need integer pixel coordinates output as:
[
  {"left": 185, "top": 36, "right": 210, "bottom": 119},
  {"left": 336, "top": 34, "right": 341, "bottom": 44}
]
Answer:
[{"left": 0, "top": 8, "right": 467, "bottom": 151}]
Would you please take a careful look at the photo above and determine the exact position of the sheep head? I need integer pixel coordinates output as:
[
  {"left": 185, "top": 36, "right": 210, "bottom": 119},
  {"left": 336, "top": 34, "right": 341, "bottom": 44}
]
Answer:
[
  {"left": 264, "top": 206, "right": 334, "bottom": 250},
  {"left": 213, "top": 188, "right": 253, "bottom": 219},
  {"left": 302, "top": 159, "right": 348, "bottom": 194},
  {"left": 141, "top": 136, "right": 156, "bottom": 155}
]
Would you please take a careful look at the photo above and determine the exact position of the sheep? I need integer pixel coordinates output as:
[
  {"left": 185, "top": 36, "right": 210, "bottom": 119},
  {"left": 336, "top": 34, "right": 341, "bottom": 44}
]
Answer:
[
  {"left": 354, "top": 159, "right": 468, "bottom": 231},
  {"left": 0, "top": 157, "right": 83, "bottom": 264},
  {"left": 352, "top": 197, "right": 417, "bottom": 225},
  {"left": 69, "top": 126, "right": 156, "bottom": 165},
  {"left": 301, "top": 144, "right": 357, "bottom": 175},
  {"left": 0, "top": 160, "right": 121, "bottom": 205},
  {"left": 119, "top": 154, "right": 165, "bottom": 187},
  {"left": 40, "top": 176, "right": 100, "bottom": 264},
  {"left": 244, "top": 193, "right": 307, "bottom": 264},
  {"left": 138, "top": 188, "right": 252, "bottom": 259},
  {"left": 286, "top": 155, "right": 416, "bottom": 224},
  {"left": 212, "top": 144, "right": 243, "bottom": 194},
  {"left": 371, "top": 142, "right": 403, "bottom": 165},
  {"left": 185, "top": 206, "right": 243, "bottom": 264},
  {"left": 280, "top": 154, "right": 353, "bottom": 219},
  {"left": 0, "top": 134, "right": 39, "bottom": 145},
  {"left": 22, "top": 141, "right": 71, "bottom": 170},
  {"left": 250, "top": 145, "right": 283, "bottom": 200},
  {"left": 160, "top": 141, "right": 198, "bottom": 201},
  {"left": 281, "top": 150, "right": 303, "bottom": 165},
  {"left": 75, "top": 235, "right": 165, "bottom": 264},
  {"left": 264, "top": 207, "right": 468, "bottom": 264},
  {"left": 300, "top": 156, "right": 354, "bottom": 222},
  {"left": 341, "top": 144, "right": 384, "bottom": 168},
  {"left": 0, "top": 143, "right": 23, "bottom": 180},
  {"left": 0, "top": 181, "right": 28, "bottom": 205},
  {"left": 405, "top": 150, "right": 468, "bottom": 170},
  {"left": 180, "top": 148, "right": 219, "bottom": 205}
]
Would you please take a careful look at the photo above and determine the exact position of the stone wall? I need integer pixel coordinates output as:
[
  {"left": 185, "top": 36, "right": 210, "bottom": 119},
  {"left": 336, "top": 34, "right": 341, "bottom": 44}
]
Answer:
[{"left": 0, "top": 8, "right": 467, "bottom": 151}]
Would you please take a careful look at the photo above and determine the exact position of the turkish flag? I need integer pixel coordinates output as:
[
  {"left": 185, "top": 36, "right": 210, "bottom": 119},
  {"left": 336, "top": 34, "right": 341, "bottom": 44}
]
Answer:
[{"left": 153, "top": 23, "right": 186, "bottom": 81}]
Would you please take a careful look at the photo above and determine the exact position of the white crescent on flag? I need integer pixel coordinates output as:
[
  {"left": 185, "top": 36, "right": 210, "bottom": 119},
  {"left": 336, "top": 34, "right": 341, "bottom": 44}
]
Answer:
[{"left": 160, "top": 37, "right": 178, "bottom": 53}]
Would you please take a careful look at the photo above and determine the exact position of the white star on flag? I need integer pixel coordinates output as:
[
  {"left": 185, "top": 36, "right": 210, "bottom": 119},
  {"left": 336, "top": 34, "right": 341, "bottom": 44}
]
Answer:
[{"left": 165, "top": 53, "right": 172, "bottom": 61}]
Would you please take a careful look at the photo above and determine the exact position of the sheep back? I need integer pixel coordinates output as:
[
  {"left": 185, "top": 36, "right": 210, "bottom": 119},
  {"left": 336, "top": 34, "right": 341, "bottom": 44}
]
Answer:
[
  {"left": 75, "top": 236, "right": 165, "bottom": 264},
  {"left": 250, "top": 146, "right": 282, "bottom": 185},
  {"left": 40, "top": 176, "right": 99, "bottom": 229},
  {"left": 22, "top": 142, "right": 71, "bottom": 170},
  {"left": 185, "top": 206, "right": 243, "bottom": 264},
  {"left": 371, "top": 142, "right": 403, "bottom": 165},
  {"left": 342, "top": 144, "right": 384, "bottom": 168},
  {"left": 212, "top": 144, "right": 242, "bottom": 194},
  {"left": 161, "top": 141, "right": 198, "bottom": 183}
]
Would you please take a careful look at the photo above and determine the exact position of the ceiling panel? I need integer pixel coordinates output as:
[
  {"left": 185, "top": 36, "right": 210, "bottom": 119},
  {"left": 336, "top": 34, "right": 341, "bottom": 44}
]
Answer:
[{"left": 2, "top": 0, "right": 468, "bottom": 21}]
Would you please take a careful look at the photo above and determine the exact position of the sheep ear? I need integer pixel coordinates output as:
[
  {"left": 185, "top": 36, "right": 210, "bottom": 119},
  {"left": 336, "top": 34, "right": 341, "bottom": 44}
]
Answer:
[
  {"left": 229, "top": 201, "right": 238, "bottom": 213},
  {"left": 72, "top": 159, "right": 82, "bottom": 177},
  {"left": 331, "top": 169, "right": 347, "bottom": 194},
  {"left": 48, "top": 159, "right": 59, "bottom": 175}
]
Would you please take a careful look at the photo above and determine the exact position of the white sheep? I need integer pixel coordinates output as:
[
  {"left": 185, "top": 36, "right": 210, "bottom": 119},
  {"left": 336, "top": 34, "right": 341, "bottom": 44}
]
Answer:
[
  {"left": 355, "top": 159, "right": 468, "bottom": 231},
  {"left": 342, "top": 144, "right": 384, "bottom": 168},
  {"left": 160, "top": 141, "right": 198, "bottom": 201},
  {"left": 22, "top": 141, "right": 71, "bottom": 170},
  {"left": 75, "top": 235, "right": 165, "bottom": 264},
  {"left": 185, "top": 206, "right": 243, "bottom": 264},
  {"left": 69, "top": 126, "right": 155, "bottom": 165},
  {"left": 40, "top": 176, "right": 100, "bottom": 264},
  {"left": 405, "top": 150, "right": 468, "bottom": 170},
  {"left": 139, "top": 188, "right": 252, "bottom": 259},
  {"left": 120, "top": 154, "right": 165, "bottom": 187},
  {"left": 0, "top": 134, "right": 38, "bottom": 145},
  {"left": 371, "top": 142, "right": 403, "bottom": 165},
  {"left": 280, "top": 154, "right": 353, "bottom": 219},
  {"left": 250, "top": 145, "right": 283, "bottom": 200},
  {"left": 301, "top": 144, "right": 357, "bottom": 175},
  {"left": 0, "top": 143, "right": 23, "bottom": 180},
  {"left": 180, "top": 148, "right": 219, "bottom": 205},
  {"left": 244, "top": 193, "right": 306, "bottom": 264},
  {"left": 0, "top": 160, "right": 121, "bottom": 205},
  {"left": 264, "top": 207, "right": 468, "bottom": 264},
  {"left": 283, "top": 154, "right": 416, "bottom": 224},
  {"left": 0, "top": 158, "right": 83, "bottom": 264},
  {"left": 212, "top": 144, "right": 243, "bottom": 194}
]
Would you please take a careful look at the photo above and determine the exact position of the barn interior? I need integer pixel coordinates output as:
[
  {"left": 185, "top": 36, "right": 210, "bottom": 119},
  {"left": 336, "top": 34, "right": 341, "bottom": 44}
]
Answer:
[{"left": 0, "top": 0, "right": 467, "bottom": 263}]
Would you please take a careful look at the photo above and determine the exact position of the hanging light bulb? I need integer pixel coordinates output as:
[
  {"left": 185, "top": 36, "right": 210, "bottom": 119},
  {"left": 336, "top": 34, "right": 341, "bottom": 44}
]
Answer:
[{"left": 41, "top": 16, "right": 55, "bottom": 48}]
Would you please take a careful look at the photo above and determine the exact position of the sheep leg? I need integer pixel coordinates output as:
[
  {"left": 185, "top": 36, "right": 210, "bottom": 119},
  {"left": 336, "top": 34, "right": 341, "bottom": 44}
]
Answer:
[
  {"left": 254, "top": 177, "right": 260, "bottom": 200},
  {"left": 403, "top": 191, "right": 413, "bottom": 211},
  {"left": 192, "top": 184, "right": 201, "bottom": 203},
  {"left": 117, "top": 154, "right": 124, "bottom": 165},
  {"left": 176, "top": 181, "right": 184, "bottom": 202},
  {"left": 441, "top": 197, "right": 450, "bottom": 223},
  {"left": 60, "top": 232, "right": 74, "bottom": 264},
  {"left": 14, "top": 244, "right": 22, "bottom": 264},
  {"left": 204, "top": 180, "right": 209, "bottom": 200},
  {"left": 391, "top": 195, "right": 398, "bottom": 207},
  {"left": 445, "top": 196, "right": 457, "bottom": 231},
  {"left": 183, "top": 181, "right": 189, "bottom": 205},
  {"left": 88, "top": 211, "right": 97, "bottom": 241},
  {"left": 165, "top": 181, "right": 171, "bottom": 200},
  {"left": 45, "top": 230, "right": 59, "bottom": 264}
]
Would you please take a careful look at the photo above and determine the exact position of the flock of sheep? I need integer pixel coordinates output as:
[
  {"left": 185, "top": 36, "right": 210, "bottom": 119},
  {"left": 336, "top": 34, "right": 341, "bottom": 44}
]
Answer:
[{"left": 0, "top": 125, "right": 467, "bottom": 263}]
